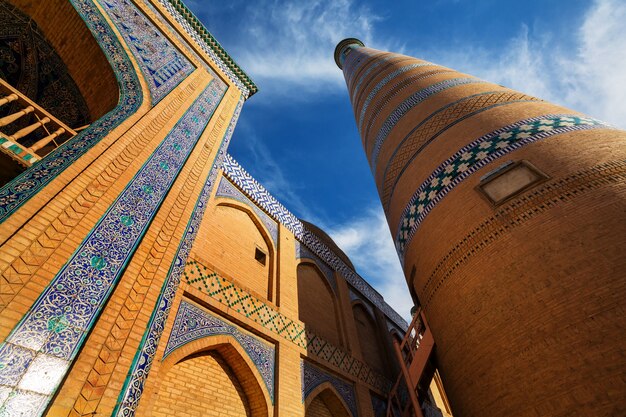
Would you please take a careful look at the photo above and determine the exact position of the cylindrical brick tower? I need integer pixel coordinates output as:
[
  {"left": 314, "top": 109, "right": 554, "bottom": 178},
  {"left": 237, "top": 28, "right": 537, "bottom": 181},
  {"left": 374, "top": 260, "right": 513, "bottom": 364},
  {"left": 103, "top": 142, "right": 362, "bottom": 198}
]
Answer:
[{"left": 335, "top": 39, "right": 626, "bottom": 417}]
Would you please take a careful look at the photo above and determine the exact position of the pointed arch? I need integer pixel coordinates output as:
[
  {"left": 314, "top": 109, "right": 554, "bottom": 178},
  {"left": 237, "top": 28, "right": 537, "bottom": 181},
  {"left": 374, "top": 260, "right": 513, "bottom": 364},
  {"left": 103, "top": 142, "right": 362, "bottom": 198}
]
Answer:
[
  {"left": 305, "top": 382, "right": 353, "bottom": 417},
  {"left": 352, "top": 300, "right": 388, "bottom": 378},
  {"left": 154, "top": 334, "right": 272, "bottom": 417},
  {"left": 297, "top": 261, "right": 344, "bottom": 347}
]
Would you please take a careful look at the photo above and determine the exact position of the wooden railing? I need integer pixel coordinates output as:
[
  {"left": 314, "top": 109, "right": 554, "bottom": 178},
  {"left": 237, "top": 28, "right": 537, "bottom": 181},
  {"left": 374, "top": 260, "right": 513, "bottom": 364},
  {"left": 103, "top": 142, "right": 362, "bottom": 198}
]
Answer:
[
  {"left": 387, "top": 307, "right": 436, "bottom": 417},
  {"left": 0, "top": 78, "right": 79, "bottom": 167}
]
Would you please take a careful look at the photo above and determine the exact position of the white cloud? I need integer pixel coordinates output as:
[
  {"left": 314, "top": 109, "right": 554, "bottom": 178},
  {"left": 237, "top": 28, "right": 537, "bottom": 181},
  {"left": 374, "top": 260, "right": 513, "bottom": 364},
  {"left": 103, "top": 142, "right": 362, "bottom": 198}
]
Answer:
[
  {"left": 326, "top": 207, "right": 414, "bottom": 321},
  {"left": 235, "top": 0, "right": 381, "bottom": 97},
  {"left": 426, "top": 0, "right": 626, "bottom": 127}
]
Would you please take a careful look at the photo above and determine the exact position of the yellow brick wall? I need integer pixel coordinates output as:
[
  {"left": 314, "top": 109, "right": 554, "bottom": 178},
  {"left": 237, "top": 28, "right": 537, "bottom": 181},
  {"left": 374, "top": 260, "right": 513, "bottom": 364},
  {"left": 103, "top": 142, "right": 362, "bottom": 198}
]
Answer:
[
  {"left": 307, "top": 396, "right": 334, "bottom": 417},
  {"left": 151, "top": 350, "right": 251, "bottom": 417}
]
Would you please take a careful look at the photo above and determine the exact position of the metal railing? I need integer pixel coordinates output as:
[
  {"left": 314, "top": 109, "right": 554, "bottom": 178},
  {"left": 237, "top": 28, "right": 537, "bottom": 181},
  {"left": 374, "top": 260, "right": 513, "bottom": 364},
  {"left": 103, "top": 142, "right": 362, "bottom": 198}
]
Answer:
[{"left": 0, "top": 78, "right": 79, "bottom": 167}]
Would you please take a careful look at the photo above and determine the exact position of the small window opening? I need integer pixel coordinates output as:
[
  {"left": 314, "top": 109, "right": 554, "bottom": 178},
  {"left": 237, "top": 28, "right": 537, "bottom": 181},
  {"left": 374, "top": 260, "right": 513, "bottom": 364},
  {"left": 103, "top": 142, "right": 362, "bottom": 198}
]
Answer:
[{"left": 254, "top": 247, "right": 267, "bottom": 265}]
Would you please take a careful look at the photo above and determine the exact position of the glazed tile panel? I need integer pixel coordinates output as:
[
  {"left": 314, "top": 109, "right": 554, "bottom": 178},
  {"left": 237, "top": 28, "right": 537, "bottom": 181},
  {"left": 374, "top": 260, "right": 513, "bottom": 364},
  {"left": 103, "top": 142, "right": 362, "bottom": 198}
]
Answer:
[
  {"left": 395, "top": 115, "right": 611, "bottom": 258},
  {"left": 164, "top": 300, "right": 275, "bottom": 401},
  {"left": 302, "top": 359, "right": 358, "bottom": 417},
  {"left": 0, "top": 0, "right": 142, "bottom": 224},
  {"left": 0, "top": 82, "right": 226, "bottom": 415},
  {"left": 101, "top": 0, "right": 194, "bottom": 104},
  {"left": 221, "top": 155, "right": 408, "bottom": 329},
  {"left": 368, "top": 77, "right": 488, "bottom": 172},
  {"left": 380, "top": 90, "right": 541, "bottom": 209},
  {"left": 114, "top": 96, "right": 244, "bottom": 416}
]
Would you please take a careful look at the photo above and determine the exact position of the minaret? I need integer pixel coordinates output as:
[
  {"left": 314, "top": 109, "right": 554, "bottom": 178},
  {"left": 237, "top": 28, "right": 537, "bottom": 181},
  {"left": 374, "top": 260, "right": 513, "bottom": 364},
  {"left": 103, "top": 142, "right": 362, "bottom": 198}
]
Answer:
[{"left": 335, "top": 39, "right": 626, "bottom": 417}]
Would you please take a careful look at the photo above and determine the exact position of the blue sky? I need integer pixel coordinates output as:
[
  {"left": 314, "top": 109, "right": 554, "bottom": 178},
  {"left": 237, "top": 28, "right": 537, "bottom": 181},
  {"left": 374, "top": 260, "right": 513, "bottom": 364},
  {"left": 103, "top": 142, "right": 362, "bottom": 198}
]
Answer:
[{"left": 186, "top": 0, "right": 626, "bottom": 319}]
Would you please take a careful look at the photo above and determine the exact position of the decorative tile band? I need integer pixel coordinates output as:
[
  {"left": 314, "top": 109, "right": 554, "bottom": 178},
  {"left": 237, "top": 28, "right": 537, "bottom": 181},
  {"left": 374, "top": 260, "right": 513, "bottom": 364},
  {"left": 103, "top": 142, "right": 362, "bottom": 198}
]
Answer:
[
  {"left": 183, "top": 259, "right": 392, "bottom": 392},
  {"left": 349, "top": 54, "right": 407, "bottom": 105},
  {"left": 369, "top": 78, "right": 487, "bottom": 171},
  {"left": 295, "top": 241, "right": 337, "bottom": 293},
  {"left": 101, "top": 0, "right": 194, "bottom": 104},
  {"left": 395, "top": 114, "right": 611, "bottom": 258},
  {"left": 357, "top": 62, "right": 440, "bottom": 133},
  {"left": 113, "top": 94, "right": 244, "bottom": 416},
  {"left": 156, "top": 0, "right": 257, "bottom": 97},
  {"left": 344, "top": 49, "right": 386, "bottom": 86},
  {"left": 221, "top": 155, "right": 408, "bottom": 329},
  {"left": 164, "top": 300, "right": 275, "bottom": 401},
  {"left": 216, "top": 176, "right": 279, "bottom": 246},
  {"left": 0, "top": 82, "right": 225, "bottom": 415},
  {"left": 360, "top": 68, "right": 453, "bottom": 140},
  {"left": 302, "top": 360, "right": 358, "bottom": 417},
  {"left": 0, "top": 0, "right": 142, "bottom": 225},
  {"left": 380, "top": 91, "right": 541, "bottom": 208},
  {"left": 419, "top": 159, "right": 626, "bottom": 306}
]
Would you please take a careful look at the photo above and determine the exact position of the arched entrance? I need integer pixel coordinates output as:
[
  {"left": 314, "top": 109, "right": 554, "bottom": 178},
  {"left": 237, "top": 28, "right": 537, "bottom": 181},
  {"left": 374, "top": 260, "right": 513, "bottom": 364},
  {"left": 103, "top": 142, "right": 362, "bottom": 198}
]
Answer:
[{"left": 305, "top": 385, "right": 352, "bottom": 417}]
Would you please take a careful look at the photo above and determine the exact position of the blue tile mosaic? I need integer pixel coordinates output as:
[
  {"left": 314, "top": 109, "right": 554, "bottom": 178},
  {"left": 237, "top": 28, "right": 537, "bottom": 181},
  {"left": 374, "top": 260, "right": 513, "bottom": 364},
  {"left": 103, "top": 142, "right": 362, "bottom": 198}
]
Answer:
[
  {"left": 356, "top": 61, "right": 438, "bottom": 132},
  {"left": 395, "top": 114, "right": 611, "bottom": 259},
  {"left": 0, "top": 81, "right": 226, "bottom": 414},
  {"left": 216, "top": 176, "right": 279, "bottom": 246},
  {"left": 222, "top": 156, "right": 409, "bottom": 330},
  {"left": 0, "top": 0, "right": 143, "bottom": 224},
  {"left": 101, "top": 0, "right": 194, "bottom": 104},
  {"left": 369, "top": 78, "right": 488, "bottom": 172},
  {"left": 164, "top": 300, "right": 275, "bottom": 401},
  {"left": 302, "top": 359, "right": 358, "bottom": 417},
  {"left": 114, "top": 96, "right": 244, "bottom": 417}
]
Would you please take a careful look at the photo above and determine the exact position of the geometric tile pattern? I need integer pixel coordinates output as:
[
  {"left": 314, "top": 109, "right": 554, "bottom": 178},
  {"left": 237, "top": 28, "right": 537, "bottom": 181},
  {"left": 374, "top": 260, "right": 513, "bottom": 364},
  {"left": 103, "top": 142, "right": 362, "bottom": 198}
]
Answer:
[
  {"left": 356, "top": 62, "right": 436, "bottom": 133},
  {"left": 419, "top": 159, "right": 626, "bottom": 306},
  {"left": 155, "top": 0, "right": 257, "bottom": 98},
  {"left": 369, "top": 77, "right": 488, "bottom": 171},
  {"left": 0, "top": 0, "right": 142, "bottom": 224},
  {"left": 114, "top": 95, "right": 244, "bottom": 417},
  {"left": 0, "top": 82, "right": 226, "bottom": 415},
  {"left": 343, "top": 49, "right": 387, "bottom": 87},
  {"left": 395, "top": 114, "right": 611, "bottom": 258},
  {"left": 215, "top": 176, "right": 279, "bottom": 246},
  {"left": 101, "top": 0, "right": 194, "bottom": 103},
  {"left": 380, "top": 90, "right": 541, "bottom": 208},
  {"left": 349, "top": 54, "right": 409, "bottom": 105},
  {"left": 183, "top": 259, "right": 392, "bottom": 393},
  {"left": 295, "top": 241, "right": 337, "bottom": 293},
  {"left": 302, "top": 359, "right": 358, "bottom": 417},
  {"left": 164, "top": 300, "right": 275, "bottom": 401},
  {"left": 222, "top": 155, "right": 409, "bottom": 330},
  {"left": 359, "top": 66, "right": 451, "bottom": 137}
]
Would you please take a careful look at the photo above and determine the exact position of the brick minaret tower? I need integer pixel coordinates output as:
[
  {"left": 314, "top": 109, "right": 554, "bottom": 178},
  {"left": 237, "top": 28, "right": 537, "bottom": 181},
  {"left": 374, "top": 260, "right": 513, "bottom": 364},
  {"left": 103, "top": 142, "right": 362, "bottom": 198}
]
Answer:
[{"left": 335, "top": 39, "right": 626, "bottom": 416}]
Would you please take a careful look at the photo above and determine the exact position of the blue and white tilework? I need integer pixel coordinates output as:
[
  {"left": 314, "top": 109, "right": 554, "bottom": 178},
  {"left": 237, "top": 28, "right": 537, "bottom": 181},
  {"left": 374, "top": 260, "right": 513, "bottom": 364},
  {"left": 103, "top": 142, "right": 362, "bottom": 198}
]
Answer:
[
  {"left": 0, "top": 82, "right": 226, "bottom": 415},
  {"left": 357, "top": 62, "right": 436, "bottom": 134},
  {"left": 222, "top": 155, "right": 409, "bottom": 330},
  {"left": 164, "top": 300, "right": 275, "bottom": 401},
  {"left": 302, "top": 360, "right": 358, "bottom": 417},
  {"left": 295, "top": 241, "right": 337, "bottom": 293},
  {"left": 114, "top": 96, "right": 244, "bottom": 417},
  {"left": 216, "top": 176, "right": 279, "bottom": 246},
  {"left": 101, "top": 0, "right": 194, "bottom": 104},
  {"left": 369, "top": 77, "right": 488, "bottom": 171},
  {"left": 155, "top": 0, "right": 252, "bottom": 98},
  {"left": 395, "top": 114, "right": 611, "bottom": 259},
  {"left": 0, "top": 0, "right": 143, "bottom": 224}
]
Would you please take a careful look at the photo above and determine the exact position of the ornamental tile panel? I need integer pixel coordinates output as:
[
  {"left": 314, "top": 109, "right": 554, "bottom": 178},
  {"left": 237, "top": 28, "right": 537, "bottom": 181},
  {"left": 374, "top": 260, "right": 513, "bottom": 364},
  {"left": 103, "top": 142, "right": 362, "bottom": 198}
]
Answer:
[
  {"left": 164, "top": 300, "right": 275, "bottom": 401},
  {"left": 302, "top": 359, "right": 358, "bottom": 417},
  {"left": 0, "top": 81, "right": 226, "bottom": 414},
  {"left": 0, "top": 0, "right": 142, "bottom": 224},
  {"left": 114, "top": 95, "right": 244, "bottom": 416},
  {"left": 369, "top": 78, "right": 488, "bottom": 171},
  {"left": 101, "top": 0, "right": 195, "bottom": 103},
  {"left": 395, "top": 114, "right": 611, "bottom": 259}
]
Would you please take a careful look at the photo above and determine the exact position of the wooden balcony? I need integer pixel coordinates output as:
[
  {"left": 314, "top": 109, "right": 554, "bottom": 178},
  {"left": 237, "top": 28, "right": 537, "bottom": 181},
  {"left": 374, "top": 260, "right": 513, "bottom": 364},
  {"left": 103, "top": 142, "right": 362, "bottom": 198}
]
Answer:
[{"left": 0, "top": 78, "right": 79, "bottom": 167}]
